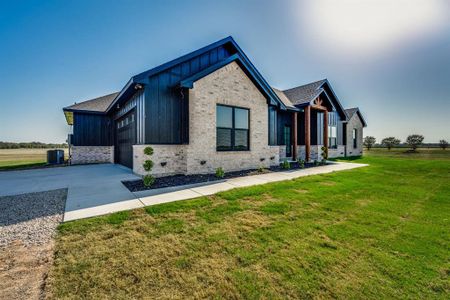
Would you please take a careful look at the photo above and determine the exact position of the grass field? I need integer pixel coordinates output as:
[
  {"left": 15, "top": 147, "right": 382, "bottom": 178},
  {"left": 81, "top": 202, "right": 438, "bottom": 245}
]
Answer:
[
  {"left": 0, "top": 148, "right": 68, "bottom": 170},
  {"left": 47, "top": 149, "right": 450, "bottom": 299}
]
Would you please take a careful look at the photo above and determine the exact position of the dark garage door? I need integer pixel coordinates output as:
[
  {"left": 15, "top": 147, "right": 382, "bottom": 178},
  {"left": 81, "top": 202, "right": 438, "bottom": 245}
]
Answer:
[{"left": 115, "top": 110, "right": 136, "bottom": 168}]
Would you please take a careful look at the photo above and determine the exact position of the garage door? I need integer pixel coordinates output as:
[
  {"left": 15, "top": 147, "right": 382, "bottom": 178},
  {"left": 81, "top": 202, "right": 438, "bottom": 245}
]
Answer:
[{"left": 115, "top": 110, "right": 136, "bottom": 169}]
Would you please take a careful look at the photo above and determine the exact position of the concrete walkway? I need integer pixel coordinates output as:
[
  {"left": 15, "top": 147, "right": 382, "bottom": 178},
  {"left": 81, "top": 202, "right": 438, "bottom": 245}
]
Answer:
[{"left": 63, "top": 161, "right": 368, "bottom": 222}]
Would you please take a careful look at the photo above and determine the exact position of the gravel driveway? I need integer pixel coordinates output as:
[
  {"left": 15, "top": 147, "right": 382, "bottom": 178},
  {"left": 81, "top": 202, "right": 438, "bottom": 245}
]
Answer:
[{"left": 0, "top": 189, "right": 67, "bottom": 299}]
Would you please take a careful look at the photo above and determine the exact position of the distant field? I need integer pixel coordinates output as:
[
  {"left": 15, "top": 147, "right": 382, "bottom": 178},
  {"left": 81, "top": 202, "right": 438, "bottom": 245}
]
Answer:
[
  {"left": 366, "top": 147, "right": 449, "bottom": 160},
  {"left": 0, "top": 148, "right": 68, "bottom": 170}
]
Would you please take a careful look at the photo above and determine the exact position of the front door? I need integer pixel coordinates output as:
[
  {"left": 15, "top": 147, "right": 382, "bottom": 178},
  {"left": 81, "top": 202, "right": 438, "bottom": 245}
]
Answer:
[
  {"left": 284, "top": 125, "right": 292, "bottom": 157},
  {"left": 115, "top": 110, "right": 136, "bottom": 169}
]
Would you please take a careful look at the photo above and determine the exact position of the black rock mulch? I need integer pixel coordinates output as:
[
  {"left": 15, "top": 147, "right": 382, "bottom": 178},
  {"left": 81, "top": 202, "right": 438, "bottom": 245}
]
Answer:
[{"left": 122, "top": 162, "right": 326, "bottom": 192}]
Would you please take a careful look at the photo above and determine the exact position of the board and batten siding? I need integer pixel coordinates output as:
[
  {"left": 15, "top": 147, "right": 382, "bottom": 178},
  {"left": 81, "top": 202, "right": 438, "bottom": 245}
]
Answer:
[
  {"left": 143, "top": 44, "right": 233, "bottom": 144},
  {"left": 114, "top": 90, "right": 145, "bottom": 144},
  {"left": 72, "top": 113, "right": 113, "bottom": 146}
]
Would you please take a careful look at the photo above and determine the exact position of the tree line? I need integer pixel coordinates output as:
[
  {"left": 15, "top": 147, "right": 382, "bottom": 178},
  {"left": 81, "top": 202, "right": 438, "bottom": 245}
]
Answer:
[
  {"left": 363, "top": 135, "right": 448, "bottom": 151},
  {"left": 0, "top": 141, "right": 68, "bottom": 149}
]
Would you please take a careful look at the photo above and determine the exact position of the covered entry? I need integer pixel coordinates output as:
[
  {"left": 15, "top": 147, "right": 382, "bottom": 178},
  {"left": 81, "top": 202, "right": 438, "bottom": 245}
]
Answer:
[{"left": 115, "top": 109, "right": 136, "bottom": 168}]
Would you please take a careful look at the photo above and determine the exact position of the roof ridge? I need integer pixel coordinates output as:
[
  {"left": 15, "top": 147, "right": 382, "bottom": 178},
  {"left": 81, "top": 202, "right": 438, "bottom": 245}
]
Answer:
[{"left": 282, "top": 79, "right": 326, "bottom": 93}]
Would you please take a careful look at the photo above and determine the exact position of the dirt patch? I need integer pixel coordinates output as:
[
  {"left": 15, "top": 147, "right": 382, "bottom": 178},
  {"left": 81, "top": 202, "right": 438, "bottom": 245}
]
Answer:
[
  {"left": 0, "top": 189, "right": 66, "bottom": 299},
  {"left": 0, "top": 241, "right": 54, "bottom": 300}
]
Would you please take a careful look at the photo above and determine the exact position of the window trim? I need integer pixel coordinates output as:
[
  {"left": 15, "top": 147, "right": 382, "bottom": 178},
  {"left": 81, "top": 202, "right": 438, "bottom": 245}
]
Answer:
[
  {"left": 216, "top": 104, "right": 250, "bottom": 151},
  {"left": 353, "top": 128, "right": 357, "bottom": 148}
]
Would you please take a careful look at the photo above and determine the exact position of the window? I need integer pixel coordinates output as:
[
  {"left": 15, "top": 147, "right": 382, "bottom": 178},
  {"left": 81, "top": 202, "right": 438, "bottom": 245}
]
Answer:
[
  {"left": 216, "top": 105, "right": 249, "bottom": 151},
  {"left": 328, "top": 125, "right": 337, "bottom": 148},
  {"left": 353, "top": 129, "right": 357, "bottom": 148},
  {"left": 328, "top": 111, "right": 338, "bottom": 149}
]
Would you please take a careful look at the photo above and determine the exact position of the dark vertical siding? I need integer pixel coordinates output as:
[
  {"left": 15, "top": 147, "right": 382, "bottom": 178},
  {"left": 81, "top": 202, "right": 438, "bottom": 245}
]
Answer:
[
  {"left": 277, "top": 111, "right": 292, "bottom": 145},
  {"left": 72, "top": 113, "right": 112, "bottom": 146},
  {"left": 310, "top": 110, "right": 318, "bottom": 145},
  {"left": 268, "top": 106, "right": 277, "bottom": 145},
  {"left": 143, "top": 45, "right": 233, "bottom": 144}
]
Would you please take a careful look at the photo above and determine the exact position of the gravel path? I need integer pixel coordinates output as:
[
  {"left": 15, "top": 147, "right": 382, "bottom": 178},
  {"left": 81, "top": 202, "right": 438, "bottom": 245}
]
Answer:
[{"left": 0, "top": 189, "right": 67, "bottom": 248}]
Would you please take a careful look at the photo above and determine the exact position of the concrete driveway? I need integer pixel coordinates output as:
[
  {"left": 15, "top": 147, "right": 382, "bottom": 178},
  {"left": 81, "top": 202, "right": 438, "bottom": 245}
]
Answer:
[
  {"left": 0, "top": 161, "right": 368, "bottom": 222},
  {"left": 0, "top": 164, "right": 139, "bottom": 213}
]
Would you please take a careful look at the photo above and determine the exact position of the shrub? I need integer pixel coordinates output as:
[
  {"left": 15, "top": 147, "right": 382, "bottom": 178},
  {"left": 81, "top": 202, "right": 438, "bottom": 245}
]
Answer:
[
  {"left": 297, "top": 159, "right": 305, "bottom": 168},
  {"left": 381, "top": 137, "right": 401, "bottom": 150},
  {"left": 215, "top": 167, "right": 225, "bottom": 178},
  {"left": 406, "top": 134, "right": 424, "bottom": 151},
  {"left": 143, "top": 175, "right": 155, "bottom": 187},
  {"left": 321, "top": 146, "right": 328, "bottom": 160},
  {"left": 143, "top": 146, "right": 154, "bottom": 156},
  {"left": 143, "top": 160, "right": 154, "bottom": 172},
  {"left": 142, "top": 146, "right": 155, "bottom": 187},
  {"left": 313, "top": 160, "right": 319, "bottom": 166},
  {"left": 281, "top": 159, "right": 290, "bottom": 169}
]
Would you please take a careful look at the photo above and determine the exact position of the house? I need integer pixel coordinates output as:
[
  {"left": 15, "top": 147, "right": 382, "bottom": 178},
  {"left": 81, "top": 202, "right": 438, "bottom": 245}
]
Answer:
[{"left": 63, "top": 36, "right": 367, "bottom": 176}]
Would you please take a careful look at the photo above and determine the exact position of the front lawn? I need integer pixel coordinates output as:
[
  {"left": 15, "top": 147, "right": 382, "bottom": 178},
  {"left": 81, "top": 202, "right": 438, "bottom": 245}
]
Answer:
[{"left": 47, "top": 150, "right": 450, "bottom": 299}]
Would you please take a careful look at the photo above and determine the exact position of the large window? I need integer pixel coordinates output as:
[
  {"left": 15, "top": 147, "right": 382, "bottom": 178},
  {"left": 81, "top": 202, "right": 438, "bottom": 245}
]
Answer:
[
  {"left": 328, "top": 111, "right": 338, "bottom": 149},
  {"left": 216, "top": 105, "right": 249, "bottom": 151},
  {"left": 328, "top": 125, "right": 337, "bottom": 148},
  {"left": 353, "top": 128, "right": 357, "bottom": 148}
]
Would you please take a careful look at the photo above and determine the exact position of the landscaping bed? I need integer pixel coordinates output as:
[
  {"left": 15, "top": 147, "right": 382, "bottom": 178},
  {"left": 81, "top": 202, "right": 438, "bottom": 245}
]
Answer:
[{"left": 122, "top": 161, "right": 326, "bottom": 192}]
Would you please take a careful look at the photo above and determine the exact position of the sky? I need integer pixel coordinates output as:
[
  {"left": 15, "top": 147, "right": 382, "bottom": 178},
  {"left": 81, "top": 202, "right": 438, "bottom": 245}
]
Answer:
[{"left": 0, "top": 0, "right": 449, "bottom": 143}]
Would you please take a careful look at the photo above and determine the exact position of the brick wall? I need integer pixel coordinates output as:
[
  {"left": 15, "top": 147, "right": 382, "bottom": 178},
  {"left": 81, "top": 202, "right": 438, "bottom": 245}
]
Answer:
[
  {"left": 185, "top": 61, "right": 280, "bottom": 174},
  {"left": 345, "top": 114, "right": 364, "bottom": 156},
  {"left": 70, "top": 146, "right": 114, "bottom": 164},
  {"left": 133, "top": 145, "right": 186, "bottom": 177}
]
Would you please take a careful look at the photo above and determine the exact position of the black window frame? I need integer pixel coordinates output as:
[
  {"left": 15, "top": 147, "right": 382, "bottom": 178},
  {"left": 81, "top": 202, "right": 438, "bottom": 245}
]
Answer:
[
  {"left": 353, "top": 128, "right": 357, "bottom": 148},
  {"left": 216, "top": 104, "right": 250, "bottom": 151}
]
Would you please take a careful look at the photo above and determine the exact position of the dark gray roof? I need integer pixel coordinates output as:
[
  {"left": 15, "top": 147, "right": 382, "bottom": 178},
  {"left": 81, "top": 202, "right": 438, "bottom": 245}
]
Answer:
[
  {"left": 282, "top": 79, "right": 326, "bottom": 105},
  {"left": 344, "top": 107, "right": 359, "bottom": 120},
  {"left": 64, "top": 92, "right": 119, "bottom": 112},
  {"left": 345, "top": 107, "right": 367, "bottom": 127},
  {"left": 272, "top": 87, "right": 295, "bottom": 109}
]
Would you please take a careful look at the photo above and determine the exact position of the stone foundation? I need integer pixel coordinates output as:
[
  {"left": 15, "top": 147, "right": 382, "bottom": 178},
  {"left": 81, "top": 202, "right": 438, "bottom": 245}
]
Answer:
[
  {"left": 70, "top": 146, "right": 114, "bottom": 164},
  {"left": 328, "top": 145, "right": 346, "bottom": 158}
]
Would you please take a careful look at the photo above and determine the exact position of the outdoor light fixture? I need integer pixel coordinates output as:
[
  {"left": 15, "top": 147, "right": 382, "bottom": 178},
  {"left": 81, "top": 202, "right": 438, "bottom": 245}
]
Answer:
[{"left": 135, "top": 84, "right": 143, "bottom": 90}]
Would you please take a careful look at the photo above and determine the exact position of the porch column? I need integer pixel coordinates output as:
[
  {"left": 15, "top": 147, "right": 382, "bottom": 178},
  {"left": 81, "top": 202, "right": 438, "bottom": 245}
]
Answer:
[
  {"left": 292, "top": 112, "right": 298, "bottom": 160},
  {"left": 323, "top": 110, "right": 328, "bottom": 147},
  {"left": 305, "top": 106, "right": 311, "bottom": 161}
]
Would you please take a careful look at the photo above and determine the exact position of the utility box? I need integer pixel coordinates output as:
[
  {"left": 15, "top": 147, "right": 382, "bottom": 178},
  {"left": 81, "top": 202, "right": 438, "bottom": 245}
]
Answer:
[{"left": 47, "top": 149, "right": 65, "bottom": 164}]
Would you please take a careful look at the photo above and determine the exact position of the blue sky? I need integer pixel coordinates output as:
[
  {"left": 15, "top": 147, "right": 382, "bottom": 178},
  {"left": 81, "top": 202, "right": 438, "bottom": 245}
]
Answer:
[{"left": 0, "top": 0, "right": 449, "bottom": 143}]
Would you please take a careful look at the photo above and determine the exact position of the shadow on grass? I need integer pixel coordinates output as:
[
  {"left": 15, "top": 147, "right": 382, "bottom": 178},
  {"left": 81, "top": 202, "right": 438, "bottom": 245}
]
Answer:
[{"left": 329, "top": 155, "right": 362, "bottom": 162}]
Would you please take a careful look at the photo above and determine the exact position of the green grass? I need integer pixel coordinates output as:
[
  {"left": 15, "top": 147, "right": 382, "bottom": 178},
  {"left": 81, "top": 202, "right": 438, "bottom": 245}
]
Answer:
[
  {"left": 0, "top": 148, "right": 68, "bottom": 170},
  {"left": 47, "top": 150, "right": 450, "bottom": 299}
]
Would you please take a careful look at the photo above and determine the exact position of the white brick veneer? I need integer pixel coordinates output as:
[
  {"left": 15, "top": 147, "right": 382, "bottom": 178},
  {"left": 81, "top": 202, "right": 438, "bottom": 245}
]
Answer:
[
  {"left": 345, "top": 113, "right": 364, "bottom": 156},
  {"left": 70, "top": 146, "right": 114, "bottom": 164}
]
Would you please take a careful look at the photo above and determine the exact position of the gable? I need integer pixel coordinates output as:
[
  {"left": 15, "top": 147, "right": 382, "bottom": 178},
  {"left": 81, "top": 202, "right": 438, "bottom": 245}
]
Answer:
[{"left": 107, "top": 36, "right": 287, "bottom": 113}]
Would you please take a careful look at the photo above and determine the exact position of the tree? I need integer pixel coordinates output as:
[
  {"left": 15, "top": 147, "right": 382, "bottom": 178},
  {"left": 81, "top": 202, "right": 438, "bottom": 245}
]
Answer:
[
  {"left": 439, "top": 139, "right": 448, "bottom": 150},
  {"left": 406, "top": 134, "right": 424, "bottom": 151},
  {"left": 363, "top": 136, "right": 376, "bottom": 150},
  {"left": 381, "top": 137, "right": 401, "bottom": 150}
]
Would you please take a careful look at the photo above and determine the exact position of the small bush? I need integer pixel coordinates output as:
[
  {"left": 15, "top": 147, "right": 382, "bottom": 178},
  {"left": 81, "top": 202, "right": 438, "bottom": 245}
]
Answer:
[
  {"left": 297, "top": 159, "right": 305, "bottom": 168},
  {"left": 321, "top": 146, "right": 328, "bottom": 160},
  {"left": 281, "top": 159, "right": 290, "bottom": 169},
  {"left": 258, "top": 166, "right": 265, "bottom": 173},
  {"left": 144, "top": 146, "right": 154, "bottom": 156},
  {"left": 314, "top": 160, "right": 319, "bottom": 166},
  {"left": 143, "top": 174, "right": 155, "bottom": 187},
  {"left": 143, "top": 160, "right": 154, "bottom": 172},
  {"left": 215, "top": 167, "right": 225, "bottom": 178}
]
